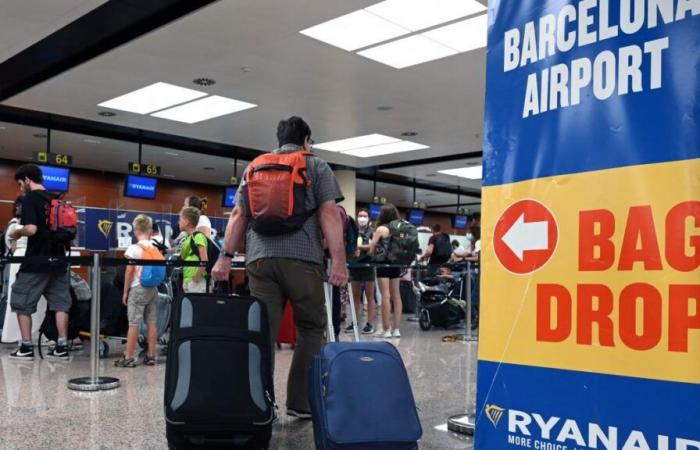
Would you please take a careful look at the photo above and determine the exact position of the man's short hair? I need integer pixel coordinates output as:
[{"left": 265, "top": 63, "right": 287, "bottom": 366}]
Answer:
[
  {"left": 133, "top": 214, "right": 153, "bottom": 235},
  {"left": 431, "top": 224, "right": 441, "bottom": 233},
  {"left": 180, "top": 206, "right": 201, "bottom": 228},
  {"left": 451, "top": 240, "right": 460, "bottom": 247},
  {"left": 277, "top": 116, "right": 311, "bottom": 147},
  {"left": 14, "top": 164, "right": 43, "bottom": 184}
]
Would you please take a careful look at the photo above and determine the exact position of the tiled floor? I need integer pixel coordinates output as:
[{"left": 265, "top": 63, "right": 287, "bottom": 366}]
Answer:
[{"left": 0, "top": 320, "right": 475, "bottom": 449}]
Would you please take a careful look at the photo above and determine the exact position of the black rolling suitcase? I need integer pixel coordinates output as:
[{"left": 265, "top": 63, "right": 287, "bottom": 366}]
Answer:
[{"left": 164, "top": 293, "right": 275, "bottom": 449}]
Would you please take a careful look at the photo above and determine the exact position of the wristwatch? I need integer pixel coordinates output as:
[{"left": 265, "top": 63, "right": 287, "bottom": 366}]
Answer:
[{"left": 220, "top": 250, "right": 235, "bottom": 259}]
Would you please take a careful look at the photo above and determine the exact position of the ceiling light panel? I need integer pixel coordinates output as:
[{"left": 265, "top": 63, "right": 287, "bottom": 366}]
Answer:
[
  {"left": 300, "top": 10, "right": 409, "bottom": 51},
  {"left": 151, "top": 95, "right": 257, "bottom": 124},
  {"left": 98, "top": 82, "right": 206, "bottom": 114},
  {"left": 422, "top": 14, "right": 488, "bottom": 53},
  {"left": 358, "top": 35, "right": 457, "bottom": 69},
  {"left": 315, "top": 134, "right": 400, "bottom": 152},
  {"left": 366, "top": 0, "right": 487, "bottom": 32},
  {"left": 438, "top": 165, "right": 483, "bottom": 179},
  {"left": 343, "top": 140, "right": 429, "bottom": 158}
]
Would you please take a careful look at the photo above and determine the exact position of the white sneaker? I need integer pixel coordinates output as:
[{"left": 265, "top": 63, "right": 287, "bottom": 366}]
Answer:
[
  {"left": 382, "top": 330, "right": 392, "bottom": 339},
  {"left": 392, "top": 329, "right": 401, "bottom": 338}
]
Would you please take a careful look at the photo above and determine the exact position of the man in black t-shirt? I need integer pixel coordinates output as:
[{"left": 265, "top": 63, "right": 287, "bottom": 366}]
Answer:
[
  {"left": 8, "top": 164, "right": 71, "bottom": 360},
  {"left": 420, "top": 224, "right": 451, "bottom": 275}
]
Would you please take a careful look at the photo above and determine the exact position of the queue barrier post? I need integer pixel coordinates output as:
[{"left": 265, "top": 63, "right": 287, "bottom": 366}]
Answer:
[
  {"left": 68, "top": 252, "right": 120, "bottom": 391},
  {"left": 448, "top": 261, "right": 477, "bottom": 434}
]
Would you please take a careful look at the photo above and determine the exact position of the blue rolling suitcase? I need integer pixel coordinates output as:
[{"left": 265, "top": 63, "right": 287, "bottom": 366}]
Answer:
[{"left": 309, "top": 341, "right": 422, "bottom": 450}]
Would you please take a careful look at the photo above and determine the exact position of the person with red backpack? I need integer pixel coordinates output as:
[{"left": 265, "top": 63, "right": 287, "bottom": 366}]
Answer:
[
  {"left": 9, "top": 164, "right": 75, "bottom": 360},
  {"left": 212, "top": 116, "right": 347, "bottom": 419}
]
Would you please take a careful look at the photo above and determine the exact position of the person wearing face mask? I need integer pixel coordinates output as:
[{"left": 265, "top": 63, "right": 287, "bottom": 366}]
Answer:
[{"left": 346, "top": 209, "right": 376, "bottom": 335}]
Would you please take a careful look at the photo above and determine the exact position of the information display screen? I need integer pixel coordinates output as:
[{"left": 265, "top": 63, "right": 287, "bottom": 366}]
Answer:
[
  {"left": 223, "top": 187, "right": 237, "bottom": 207},
  {"left": 453, "top": 214, "right": 468, "bottom": 229},
  {"left": 124, "top": 175, "right": 157, "bottom": 199},
  {"left": 39, "top": 165, "right": 70, "bottom": 192},
  {"left": 369, "top": 203, "right": 382, "bottom": 220},
  {"left": 408, "top": 209, "right": 424, "bottom": 225}
]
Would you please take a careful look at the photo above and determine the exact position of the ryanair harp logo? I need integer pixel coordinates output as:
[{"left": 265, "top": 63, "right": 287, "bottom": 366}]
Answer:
[
  {"left": 485, "top": 404, "right": 505, "bottom": 428},
  {"left": 98, "top": 220, "right": 113, "bottom": 238}
]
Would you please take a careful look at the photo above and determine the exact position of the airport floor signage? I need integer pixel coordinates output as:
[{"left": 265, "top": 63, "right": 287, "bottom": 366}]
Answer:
[{"left": 477, "top": 1, "right": 699, "bottom": 449}]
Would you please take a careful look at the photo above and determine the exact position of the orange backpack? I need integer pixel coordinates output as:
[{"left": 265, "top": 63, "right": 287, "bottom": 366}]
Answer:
[{"left": 241, "top": 151, "right": 313, "bottom": 235}]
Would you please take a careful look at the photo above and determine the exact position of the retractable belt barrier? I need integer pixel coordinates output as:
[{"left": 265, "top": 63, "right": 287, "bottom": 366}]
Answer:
[{"left": 1, "top": 253, "right": 477, "bottom": 394}]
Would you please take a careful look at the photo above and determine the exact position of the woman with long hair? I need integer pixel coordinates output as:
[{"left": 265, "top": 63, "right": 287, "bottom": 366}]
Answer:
[{"left": 369, "top": 203, "right": 403, "bottom": 339}]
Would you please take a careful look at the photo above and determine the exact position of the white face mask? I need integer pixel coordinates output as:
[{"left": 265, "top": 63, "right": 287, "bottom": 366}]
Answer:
[{"left": 358, "top": 217, "right": 369, "bottom": 226}]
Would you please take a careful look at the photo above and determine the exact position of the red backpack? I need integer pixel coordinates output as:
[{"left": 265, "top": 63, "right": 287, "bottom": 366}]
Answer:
[
  {"left": 241, "top": 151, "right": 313, "bottom": 235},
  {"left": 38, "top": 191, "right": 78, "bottom": 246}
]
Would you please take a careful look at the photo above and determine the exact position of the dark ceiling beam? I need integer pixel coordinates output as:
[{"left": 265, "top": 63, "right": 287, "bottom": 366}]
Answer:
[
  {"left": 0, "top": 104, "right": 483, "bottom": 197},
  {"left": 426, "top": 202, "right": 481, "bottom": 209},
  {"left": 366, "top": 150, "right": 483, "bottom": 171},
  {"left": 0, "top": 105, "right": 264, "bottom": 160},
  {"left": 355, "top": 172, "right": 481, "bottom": 198},
  {"left": 0, "top": 0, "right": 220, "bottom": 101}
]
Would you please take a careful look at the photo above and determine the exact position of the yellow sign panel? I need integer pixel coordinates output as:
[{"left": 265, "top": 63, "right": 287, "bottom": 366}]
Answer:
[{"left": 479, "top": 158, "right": 700, "bottom": 384}]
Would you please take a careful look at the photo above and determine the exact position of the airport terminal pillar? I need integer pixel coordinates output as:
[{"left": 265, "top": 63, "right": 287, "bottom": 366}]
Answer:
[{"left": 334, "top": 170, "right": 356, "bottom": 218}]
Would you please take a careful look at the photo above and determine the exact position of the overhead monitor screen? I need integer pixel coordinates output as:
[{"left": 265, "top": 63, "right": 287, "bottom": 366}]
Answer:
[
  {"left": 124, "top": 175, "right": 157, "bottom": 200},
  {"left": 408, "top": 209, "right": 424, "bottom": 226},
  {"left": 223, "top": 187, "right": 237, "bottom": 207},
  {"left": 369, "top": 203, "right": 382, "bottom": 220},
  {"left": 453, "top": 214, "right": 468, "bottom": 229},
  {"left": 39, "top": 165, "right": 70, "bottom": 192}
]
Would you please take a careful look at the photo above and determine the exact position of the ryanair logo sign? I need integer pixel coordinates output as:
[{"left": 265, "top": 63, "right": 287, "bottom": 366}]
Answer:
[
  {"left": 485, "top": 404, "right": 505, "bottom": 428},
  {"left": 485, "top": 405, "right": 700, "bottom": 450},
  {"left": 97, "top": 220, "right": 113, "bottom": 239}
]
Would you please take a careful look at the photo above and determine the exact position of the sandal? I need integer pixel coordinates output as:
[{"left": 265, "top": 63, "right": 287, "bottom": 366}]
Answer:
[
  {"left": 143, "top": 356, "right": 156, "bottom": 366},
  {"left": 114, "top": 357, "right": 136, "bottom": 368}
]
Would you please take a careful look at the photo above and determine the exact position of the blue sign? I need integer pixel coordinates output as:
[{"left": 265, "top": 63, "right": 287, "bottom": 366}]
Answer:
[
  {"left": 39, "top": 165, "right": 70, "bottom": 192},
  {"left": 79, "top": 207, "right": 229, "bottom": 250},
  {"left": 124, "top": 175, "right": 157, "bottom": 199},
  {"left": 407, "top": 209, "right": 424, "bottom": 226},
  {"left": 369, "top": 203, "right": 382, "bottom": 220},
  {"left": 453, "top": 214, "right": 467, "bottom": 229},
  {"left": 223, "top": 187, "right": 237, "bottom": 207}
]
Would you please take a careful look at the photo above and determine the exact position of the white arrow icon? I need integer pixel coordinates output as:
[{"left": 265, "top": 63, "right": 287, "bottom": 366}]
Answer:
[{"left": 502, "top": 213, "right": 549, "bottom": 261}]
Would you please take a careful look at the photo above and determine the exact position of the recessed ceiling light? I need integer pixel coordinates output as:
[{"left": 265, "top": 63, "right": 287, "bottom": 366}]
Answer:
[
  {"left": 343, "top": 140, "right": 429, "bottom": 158},
  {"left": 315, "top": 134, "right": 400, "bottom": 152},
  {"left": 165, "top": 151, "right": 179, "bottom": 156},
  {"left": 377, "top": 105, "right": 393, "bottom": 111},
  {"left": 366, "top": 0, "right": 486, "bottom": 32},
  {"left": 151, "top": 95, "right": 257, "bottom": 124},
  {"left": 98, "top": 111, "right": 116, "bottom": 117},
  {"left": 358, "top": 35, "right": 457, "bottom": 69},
  {"left": 300, "top": 10, "right": 409, "bottom": 52},
  {"left": 439, "top": 165, "right": 483, "bottom": 180},
  {"left": 193, "top": 78, "right": 216, "bottom": 86},
  {"left": 401, "top": 131, "right": 417, "bottom": 137},
  {"left": 422, "top": 14, "right": 488, "bottom": 53},
  {"left": 98, "top": 82, "right": 207, "bottom": 114},
  {"left": 83, "top": 138, "right": 101, "bottom": 144},
  {"left": 33, "top": 133, "right": 47, "bottom": 138}
]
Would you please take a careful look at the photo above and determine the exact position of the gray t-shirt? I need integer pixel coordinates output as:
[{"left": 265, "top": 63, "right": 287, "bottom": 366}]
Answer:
[{"left": 237, "top": 145, "right": 343, "bottom": 265}]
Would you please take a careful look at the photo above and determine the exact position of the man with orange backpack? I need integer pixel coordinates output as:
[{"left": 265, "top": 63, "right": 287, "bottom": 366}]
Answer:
[
  {"left": 115, "top": 214, "right": 165, "bottom": 367},
  {"left": 213, "top": 116, "right": 348, "bottom": 419}
]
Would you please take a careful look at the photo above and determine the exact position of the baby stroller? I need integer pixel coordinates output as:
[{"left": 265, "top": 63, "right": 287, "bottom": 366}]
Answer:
[{"left": 417, "top": 277, "right": 466, "bottom": 331}]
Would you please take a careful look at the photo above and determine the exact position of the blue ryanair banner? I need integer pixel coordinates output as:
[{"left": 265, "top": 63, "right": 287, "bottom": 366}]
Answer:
[
  {"left": 477, "top": 1, "right": 699, "bottom": 449},
  {"left": 77, "top": 207, "right": 228, "bottom": 250}
]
